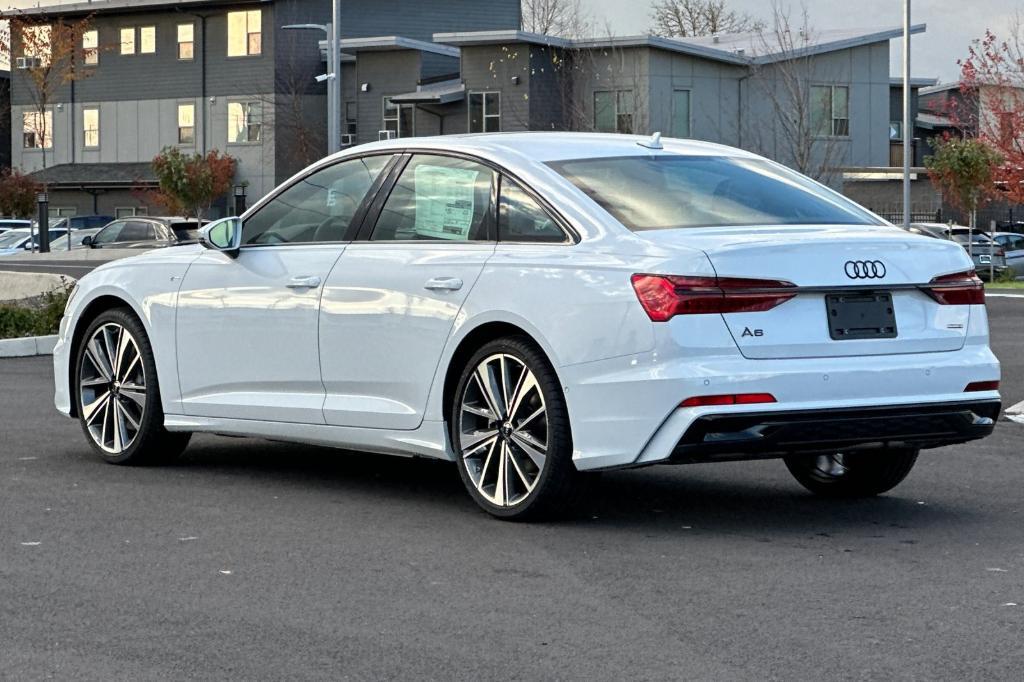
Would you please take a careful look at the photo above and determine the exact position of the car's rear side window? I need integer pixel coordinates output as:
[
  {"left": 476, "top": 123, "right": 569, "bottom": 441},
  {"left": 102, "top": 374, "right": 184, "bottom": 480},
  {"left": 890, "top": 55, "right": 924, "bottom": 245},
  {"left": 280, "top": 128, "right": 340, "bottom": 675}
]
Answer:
[{"left": 547, "top": 155, "right": 882, "bottom": 231}]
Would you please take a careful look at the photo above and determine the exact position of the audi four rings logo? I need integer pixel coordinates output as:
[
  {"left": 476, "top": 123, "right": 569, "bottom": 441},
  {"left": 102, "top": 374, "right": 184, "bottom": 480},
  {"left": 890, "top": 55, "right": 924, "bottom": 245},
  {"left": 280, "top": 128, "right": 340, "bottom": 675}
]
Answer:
[{"left": 844, "top": 260, "right": 887, "bottom": 279}]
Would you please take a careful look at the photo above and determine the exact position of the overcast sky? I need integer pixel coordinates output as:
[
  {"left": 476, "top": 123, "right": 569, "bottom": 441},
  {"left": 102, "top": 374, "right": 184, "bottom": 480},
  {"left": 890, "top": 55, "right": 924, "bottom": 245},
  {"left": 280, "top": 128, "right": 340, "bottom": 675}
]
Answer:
[{"left": 2, "top": 0, "right": 1017, "bottom": 82}]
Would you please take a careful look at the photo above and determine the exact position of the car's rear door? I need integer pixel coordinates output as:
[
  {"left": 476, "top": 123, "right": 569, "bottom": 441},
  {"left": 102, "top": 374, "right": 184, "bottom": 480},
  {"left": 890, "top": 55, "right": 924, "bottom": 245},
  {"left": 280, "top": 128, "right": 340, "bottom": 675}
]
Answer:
[
  {"left": 175, "top": 154, "right": 394, "bottom": 423},
  {"left": 318, "top": 153, "right": 497, "bottom": 430}
]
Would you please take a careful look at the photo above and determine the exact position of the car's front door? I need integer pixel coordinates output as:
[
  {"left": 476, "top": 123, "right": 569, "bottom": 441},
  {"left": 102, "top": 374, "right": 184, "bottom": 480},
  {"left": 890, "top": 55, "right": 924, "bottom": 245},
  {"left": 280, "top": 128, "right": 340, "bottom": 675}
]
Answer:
[
  {"left": 319, "top": 153, "right": 498, "bottom": 430},
  {"left": 174, "top": 154, "right": 393, "bottom": 423}
]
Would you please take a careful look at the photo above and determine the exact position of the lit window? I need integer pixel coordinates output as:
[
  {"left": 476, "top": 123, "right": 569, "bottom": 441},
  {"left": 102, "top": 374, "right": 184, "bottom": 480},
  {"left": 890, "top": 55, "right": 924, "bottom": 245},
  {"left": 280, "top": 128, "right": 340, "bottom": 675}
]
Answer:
[
  {"left": 23, "top": 110, "right": 53, "bottom": 149},
  {"left": 177, "top": 23, "right": 194, "bottom": 60},
  {"left": 227, "top": 10, "right": 261, "bottom": 57},
  {"left": 468, "top": 92, "right": 500, "bottom": 133},
  {"left": 228, "top": 101, "right": 262, "bottom": 143},
  {"left": 811, "top": 85, "right": 850, "bottom": 137},
  {"left": 140, "top": 26, "right": 156, "bottom": 54},
  {"left": 21, "top": 25, "right": 52, "bottom": 66},
  {"left": 83, "top": 108, "right": 99, "bottom": 148},
  {"left": 82, "top": 29, "right": 98, "bottom": 65},
  {"left": 178, "top": 103, "right": 195, "bottom": 144},
  {"left": 120, "top": 27, "right": 135, "bottom": 55}
]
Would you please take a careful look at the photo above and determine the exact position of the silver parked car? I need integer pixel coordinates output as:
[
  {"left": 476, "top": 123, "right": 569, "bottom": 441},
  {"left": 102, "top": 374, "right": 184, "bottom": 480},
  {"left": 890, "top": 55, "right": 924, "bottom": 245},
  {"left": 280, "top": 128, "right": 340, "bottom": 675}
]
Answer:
[{"left": 992, "top": 232, "right": 1024, "bottom": 277}]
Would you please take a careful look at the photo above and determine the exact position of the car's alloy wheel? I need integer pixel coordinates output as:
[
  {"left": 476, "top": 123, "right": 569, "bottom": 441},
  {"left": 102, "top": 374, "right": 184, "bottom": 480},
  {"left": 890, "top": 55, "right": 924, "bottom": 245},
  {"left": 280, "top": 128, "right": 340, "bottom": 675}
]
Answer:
[
  {"left": 452, "top": 337, "right": 588, "bottom": 520},
  {"left": 784, "top": 448, "right": 920, "bottom": 498},
  {"left": 79, "top": 322, "right": 147, "bottom": 454},
  {"left": 75, "top": 308, "right": 191, "bottom": 465},
  {"left": 459, "top": 352, "right": 549, "bottom": 507}
]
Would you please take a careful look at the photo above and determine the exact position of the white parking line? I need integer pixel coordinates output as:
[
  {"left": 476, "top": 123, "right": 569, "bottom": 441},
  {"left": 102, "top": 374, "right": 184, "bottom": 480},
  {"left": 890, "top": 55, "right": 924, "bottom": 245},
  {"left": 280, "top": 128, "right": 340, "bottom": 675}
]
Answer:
[{"left": 1006, "top": 400, "right": 1024, "bottom": 425}]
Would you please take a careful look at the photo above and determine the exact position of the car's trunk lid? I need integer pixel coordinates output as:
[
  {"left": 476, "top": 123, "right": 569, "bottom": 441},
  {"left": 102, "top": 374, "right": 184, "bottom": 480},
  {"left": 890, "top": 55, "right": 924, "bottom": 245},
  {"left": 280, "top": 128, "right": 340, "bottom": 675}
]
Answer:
[{"left": 639, "top": 225, "right": 974, "bottom": 359}]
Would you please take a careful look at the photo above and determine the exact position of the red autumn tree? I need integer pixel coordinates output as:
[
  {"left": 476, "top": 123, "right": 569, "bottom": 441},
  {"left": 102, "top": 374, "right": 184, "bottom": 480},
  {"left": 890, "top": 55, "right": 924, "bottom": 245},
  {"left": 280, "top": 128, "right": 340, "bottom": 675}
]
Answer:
[
  {"left": 150, "top": 148, "right": 237, "bottom": 222},
  {"left": 0, "top": 168, "right": 44, "bottom": 218}
]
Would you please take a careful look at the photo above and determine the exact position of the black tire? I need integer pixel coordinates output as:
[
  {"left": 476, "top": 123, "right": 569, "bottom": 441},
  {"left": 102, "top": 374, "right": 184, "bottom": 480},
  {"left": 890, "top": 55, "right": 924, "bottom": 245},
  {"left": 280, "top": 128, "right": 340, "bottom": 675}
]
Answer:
[
  {"left": 74, "top": 307, "right": 191, "bottom": 465},
  {"left": 450, "top": 336, "right": 588, "bottom": 520},
  {"left": 784, "top": 448, "right": 920, "bottom": 498}
]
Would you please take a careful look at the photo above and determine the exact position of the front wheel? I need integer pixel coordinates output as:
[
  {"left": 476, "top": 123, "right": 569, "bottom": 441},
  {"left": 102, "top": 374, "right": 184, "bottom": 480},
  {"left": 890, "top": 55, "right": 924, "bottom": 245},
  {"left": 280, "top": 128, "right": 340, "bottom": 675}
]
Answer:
[
  {"left": 451, "top": 336, "right": 586, "bottom": 520},
  {"left": 75, "top": 308, "right": 191, "bottom": 465},
  {"left": 784, "top": 448, "right": 920, "bottom": 498}
]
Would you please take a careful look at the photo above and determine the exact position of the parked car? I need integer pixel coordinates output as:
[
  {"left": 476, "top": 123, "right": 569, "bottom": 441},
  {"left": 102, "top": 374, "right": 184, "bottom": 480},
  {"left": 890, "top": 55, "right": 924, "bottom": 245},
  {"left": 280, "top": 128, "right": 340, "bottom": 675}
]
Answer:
[
  {"left": 904, "top": 224, "right": 1008, "bottom": 280},
  {"left": 0, "top": 228, "right": 70, "bottom": 255},
  {"left": 49, "top": 215, "right": 115, "bottom": 232},
  {"left": 53, "top": 133, "right": 1000, "bottom": 520},
  {"left": 49, "top": 228, "right": 104, "bottom": 252},
  {"left": 907, "top": 222, "right": 954, "bottom": 240},
  {"left": 0, "top": 219, "right": 32, "bottom": 235},
  {"left": 82, "top": 217, "right": 205, "bottom": 250},
  {"left": 992, "top": 232, "right": 1024, "bottom": 277}
]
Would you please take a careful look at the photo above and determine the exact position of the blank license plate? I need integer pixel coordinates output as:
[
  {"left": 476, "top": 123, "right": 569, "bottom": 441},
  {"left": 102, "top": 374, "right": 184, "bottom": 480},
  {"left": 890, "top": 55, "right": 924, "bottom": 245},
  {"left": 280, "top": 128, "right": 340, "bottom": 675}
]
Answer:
[{"left": 826, "top": 293, "right": 897, "bottom": 340}]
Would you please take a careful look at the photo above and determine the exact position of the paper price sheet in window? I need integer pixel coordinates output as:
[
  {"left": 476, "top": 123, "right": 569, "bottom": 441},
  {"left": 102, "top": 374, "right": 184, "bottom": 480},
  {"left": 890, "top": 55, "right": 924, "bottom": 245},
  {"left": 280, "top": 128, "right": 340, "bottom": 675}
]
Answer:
[{"left": 413, "top": 164, "right": 479, "bottom": 240}]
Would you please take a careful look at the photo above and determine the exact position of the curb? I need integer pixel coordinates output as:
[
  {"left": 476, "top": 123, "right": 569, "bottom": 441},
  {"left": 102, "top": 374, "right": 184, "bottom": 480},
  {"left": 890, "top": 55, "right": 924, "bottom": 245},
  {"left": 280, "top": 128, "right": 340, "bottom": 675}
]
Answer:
[{"left": 0, "top": 335, "right": 58, "bottom": 358}]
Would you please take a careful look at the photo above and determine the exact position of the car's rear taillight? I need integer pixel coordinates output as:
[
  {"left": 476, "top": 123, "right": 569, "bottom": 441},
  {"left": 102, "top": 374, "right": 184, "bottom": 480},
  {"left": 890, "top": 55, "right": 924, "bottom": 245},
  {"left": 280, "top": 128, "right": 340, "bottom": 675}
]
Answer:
[
  {"left": 631, "top": 274, "right": 797, "bottom": 321},
  {"left": 680, "top": 393, "right": 777, "bottom": 408},
  {"left": 922, "top": 270, "right": 985, "bottom": 306}
]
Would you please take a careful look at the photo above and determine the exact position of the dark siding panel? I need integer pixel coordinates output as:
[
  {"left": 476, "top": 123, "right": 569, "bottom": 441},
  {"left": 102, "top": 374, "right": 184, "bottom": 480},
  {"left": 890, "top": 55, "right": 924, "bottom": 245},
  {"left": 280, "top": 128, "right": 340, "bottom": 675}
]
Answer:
[
  {"left": 528, "top": 46, "right": 566, "bottom": 130},
  {"left": 340, "top": 0, "right": 520, "bottom": 41},
  {"left": 461, "top": 44, "right": 531, "bottom": 132}
]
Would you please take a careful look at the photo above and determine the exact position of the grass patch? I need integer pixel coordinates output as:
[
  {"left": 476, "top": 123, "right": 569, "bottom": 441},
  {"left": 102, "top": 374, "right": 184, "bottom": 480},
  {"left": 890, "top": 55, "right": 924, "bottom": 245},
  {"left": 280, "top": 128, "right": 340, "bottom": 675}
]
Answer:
[
  {"left": 986, "top": 280, "right": 1024, "bottom": 290},
  {"left": 0, "top": 285, "right": 72, "bottom": 339}
]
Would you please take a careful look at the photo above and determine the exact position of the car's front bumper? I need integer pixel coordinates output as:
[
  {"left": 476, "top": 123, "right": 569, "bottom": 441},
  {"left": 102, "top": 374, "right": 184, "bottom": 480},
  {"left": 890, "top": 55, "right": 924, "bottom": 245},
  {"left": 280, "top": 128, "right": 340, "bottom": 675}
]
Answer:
[{"left": 53, "top": 314, "right": 73, "bottom": 418}]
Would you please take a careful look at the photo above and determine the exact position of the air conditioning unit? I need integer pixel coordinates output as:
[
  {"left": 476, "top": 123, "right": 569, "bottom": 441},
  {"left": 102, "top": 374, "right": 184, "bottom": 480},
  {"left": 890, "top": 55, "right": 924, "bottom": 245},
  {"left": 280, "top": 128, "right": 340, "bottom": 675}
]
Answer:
[
  {"left": 378, "top": 130, "right": 396, "bottom": 141},
  {"left": 15, "top": 57, "right": 29, "bottom": 69},
  {"left": 341, "top": 134, "right": 355, "bottom": 146}
]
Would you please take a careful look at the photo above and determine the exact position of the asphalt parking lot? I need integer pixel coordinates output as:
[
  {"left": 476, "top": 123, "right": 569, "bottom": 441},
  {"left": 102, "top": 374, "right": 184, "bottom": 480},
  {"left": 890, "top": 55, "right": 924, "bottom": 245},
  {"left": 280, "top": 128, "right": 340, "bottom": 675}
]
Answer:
[{"left": 1, "top": 299, "right": 1022, "bottom": 680}]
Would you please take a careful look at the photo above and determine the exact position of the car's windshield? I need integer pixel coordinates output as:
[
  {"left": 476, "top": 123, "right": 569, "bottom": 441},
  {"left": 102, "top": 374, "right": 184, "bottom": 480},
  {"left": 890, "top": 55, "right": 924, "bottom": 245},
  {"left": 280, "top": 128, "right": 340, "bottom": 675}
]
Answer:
[
  {"left": 547, "top": 155, "right": 883, "bottom": 231},
  {"left": 0, "top": 231, "right": 28, "bottom": 248}
]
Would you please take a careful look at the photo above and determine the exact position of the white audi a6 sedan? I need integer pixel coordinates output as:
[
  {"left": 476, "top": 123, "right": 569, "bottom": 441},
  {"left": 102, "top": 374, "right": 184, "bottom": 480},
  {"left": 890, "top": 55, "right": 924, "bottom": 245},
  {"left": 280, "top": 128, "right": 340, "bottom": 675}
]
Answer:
[{"left": 53, "top": 133, "right": 1001, "bottom": 519}]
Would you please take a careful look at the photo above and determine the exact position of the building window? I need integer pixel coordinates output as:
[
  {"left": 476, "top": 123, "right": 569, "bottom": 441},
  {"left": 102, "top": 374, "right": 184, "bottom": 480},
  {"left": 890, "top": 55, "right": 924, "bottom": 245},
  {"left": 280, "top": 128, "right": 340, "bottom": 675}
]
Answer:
[
  {"left": 382, "top": 97, "right": 413, "bottom": 138},
  {"left": 82, "top": 29, "right": 98, "bottom": 65},
  {"left": 672, "top": 90, "right": 691, "bottom": 138},
  {"left": 120, "top": 27, "right": 135, "bottom": 55},
  {"left": 54, "top": 207, "right": 78, "bottom": 217},
  {"left": 177, "top": 23, "right": 194, "bottom": 60},
  {"left": 594, "top": 90, "right": 634, "bottom": 134},
  {"left": 21, "top": 25, "right": 52, "bottom": 66},
  {"left": 344, "top": 101, "right": 357, "bottom": 144},
  {"left": 178, "top": 103, "right": 195, "bottom": 144},
  {"left": 811, "top": 85, "right": 849, "bottom": 137},
  {"left": 140, "top": 26, "right": 156, "bottom": 54},
  {"left": 889, "top": 121, "right": 903, "bottom": 141},
  {"left": 227, "top": 10, "right": 261, "bottom": 57},
  {"left": 115, "top": 207, "right": 148, "bottom": 219},
  {"left": 23, "top": 110, "right": 53, "bottom": 149},
  {"left": 228, "top": 101, "right": 262, "bottom": 143},
  {"left": 83, "top": 107, "right": 100, "bottom": 148},
  {"left": 468, "top": 92, "right": 500, "bottom": 133}
]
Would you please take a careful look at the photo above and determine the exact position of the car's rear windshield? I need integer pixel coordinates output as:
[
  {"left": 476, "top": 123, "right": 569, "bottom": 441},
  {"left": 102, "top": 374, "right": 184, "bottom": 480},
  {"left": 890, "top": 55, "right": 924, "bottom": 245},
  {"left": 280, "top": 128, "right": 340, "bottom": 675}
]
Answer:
[{"left": 547, "top": 155, "right": 883, "bottom": 231}]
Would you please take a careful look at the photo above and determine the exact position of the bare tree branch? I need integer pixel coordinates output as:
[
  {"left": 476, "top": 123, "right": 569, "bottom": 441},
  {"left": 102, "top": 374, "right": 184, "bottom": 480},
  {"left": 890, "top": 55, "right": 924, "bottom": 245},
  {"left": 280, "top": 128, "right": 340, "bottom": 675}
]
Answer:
[
  {"left": 521, "top": 0, "right": 591, "bottom": 38},
  {"left": 650, "top": 0, "right": 761, "bottom": 38}
]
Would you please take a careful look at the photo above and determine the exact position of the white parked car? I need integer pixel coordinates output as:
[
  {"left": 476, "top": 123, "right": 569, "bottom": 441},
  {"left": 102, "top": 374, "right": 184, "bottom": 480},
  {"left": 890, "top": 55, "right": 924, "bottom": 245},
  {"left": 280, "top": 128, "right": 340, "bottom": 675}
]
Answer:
[
  {"left": 52, "top": 133, "right": 1001, "bottom": 519},
  {"left": 0, "top": 227, "right": 70, "bottom": 255}
]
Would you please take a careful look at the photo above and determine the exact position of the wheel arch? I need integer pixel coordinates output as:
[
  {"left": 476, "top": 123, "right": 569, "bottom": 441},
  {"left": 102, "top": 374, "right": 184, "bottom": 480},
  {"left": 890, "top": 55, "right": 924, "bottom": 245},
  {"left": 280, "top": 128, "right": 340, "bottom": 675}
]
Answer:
[
  {"left": 439, "top": 319, "right": 562, "bottom": 435},
  {"left": 66, "top": 293, "right": 146, "bottom": 418}
]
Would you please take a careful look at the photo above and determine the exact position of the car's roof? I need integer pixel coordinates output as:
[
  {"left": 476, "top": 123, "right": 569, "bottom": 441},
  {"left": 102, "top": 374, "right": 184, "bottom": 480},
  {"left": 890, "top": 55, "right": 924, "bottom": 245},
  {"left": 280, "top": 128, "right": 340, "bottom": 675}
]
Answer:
[{"left": 344, "top": 132, "right": 758, "bottom": 164}]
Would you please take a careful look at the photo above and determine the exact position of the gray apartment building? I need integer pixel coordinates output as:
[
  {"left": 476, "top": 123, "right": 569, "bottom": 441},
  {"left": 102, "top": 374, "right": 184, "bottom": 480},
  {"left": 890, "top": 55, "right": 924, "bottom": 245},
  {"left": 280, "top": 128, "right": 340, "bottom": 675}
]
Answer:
[
  {"left": 6, "top": 0, "right": 926, "bottom": 215},
  {"left": 6, "top": 0, "right": 520, "bottom": 217}
]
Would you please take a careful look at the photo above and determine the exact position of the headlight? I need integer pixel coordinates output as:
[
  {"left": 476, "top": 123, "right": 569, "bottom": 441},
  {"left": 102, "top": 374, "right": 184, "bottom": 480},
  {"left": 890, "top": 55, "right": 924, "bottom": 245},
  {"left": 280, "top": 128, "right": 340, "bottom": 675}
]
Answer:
[{"left": 64, "top": 283, "right": 79, "bottom": 313}]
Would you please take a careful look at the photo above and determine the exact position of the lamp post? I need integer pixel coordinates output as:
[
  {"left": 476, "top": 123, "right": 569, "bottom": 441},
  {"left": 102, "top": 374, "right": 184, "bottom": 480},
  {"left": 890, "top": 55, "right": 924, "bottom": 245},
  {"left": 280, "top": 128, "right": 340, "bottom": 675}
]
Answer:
[
  {"left": 234, "top": 184, "right": 248, "bottom": 215},
  {"left": 902, "top": 0, "right": 912, "bottom": 228},
  {"left": 283, "top": 16, "right": 341, "bottom": 155},
  {"left": 37, "top": 191, "right": 50, "bottom": 254}
]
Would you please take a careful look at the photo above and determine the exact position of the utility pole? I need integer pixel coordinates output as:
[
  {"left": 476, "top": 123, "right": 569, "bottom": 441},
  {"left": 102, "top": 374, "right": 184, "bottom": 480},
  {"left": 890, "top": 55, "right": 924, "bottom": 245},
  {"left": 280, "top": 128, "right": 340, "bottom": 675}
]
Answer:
[
  {"left": 283, "top": 16, "right": 341, "bottom": 156},
  {"left": 902, "top": 0, "right": 912, "bottom": 228}
]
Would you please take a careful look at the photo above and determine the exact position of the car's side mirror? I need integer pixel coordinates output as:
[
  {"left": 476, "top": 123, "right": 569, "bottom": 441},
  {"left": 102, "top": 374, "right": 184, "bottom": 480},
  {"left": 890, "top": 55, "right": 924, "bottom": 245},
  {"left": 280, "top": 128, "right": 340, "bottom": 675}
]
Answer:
[
  {"left": 81, "top": 235, "right": 93, "bottom": 247},
  {"left": 199, "top": 217, "right": 243, "bottom": 257},
  {"left": 23, "top": 242, "right": 32, "bottom": 250}
]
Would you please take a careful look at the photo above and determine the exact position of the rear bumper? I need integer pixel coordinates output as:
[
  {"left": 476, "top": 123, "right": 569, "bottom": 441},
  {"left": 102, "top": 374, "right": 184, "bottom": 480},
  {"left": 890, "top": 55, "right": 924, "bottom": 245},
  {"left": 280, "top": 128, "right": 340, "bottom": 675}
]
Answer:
[{"left": 669, "top": 399, "right": 1000, "bottom": 463}]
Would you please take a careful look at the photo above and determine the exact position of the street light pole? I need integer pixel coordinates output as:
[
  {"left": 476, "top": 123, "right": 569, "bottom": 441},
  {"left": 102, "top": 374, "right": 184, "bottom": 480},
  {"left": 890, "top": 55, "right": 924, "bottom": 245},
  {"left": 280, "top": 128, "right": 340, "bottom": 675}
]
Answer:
[
  {"left": 282, "top": 21, "right": 340, "bottom": 156},
  {"left": 902, "top": 0, "right": 912, "bottom": 228}
]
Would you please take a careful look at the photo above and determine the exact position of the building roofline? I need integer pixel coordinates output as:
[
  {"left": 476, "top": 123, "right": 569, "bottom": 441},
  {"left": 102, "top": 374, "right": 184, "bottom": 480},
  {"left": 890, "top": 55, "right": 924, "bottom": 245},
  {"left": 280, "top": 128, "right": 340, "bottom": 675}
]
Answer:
[
  {"left": 434, "top": 24, "right": 926, "bottom": 66},
  {"left": 919, "top": 82, "right": 962, "bottom": 95},
  {"left": 889, "top": 76, "right": 940, "bottom": 88},
  {"left": 1, "top": 0, "right": 271, "bottom": 17},
  {"left": 324, "top": 36, "right": 460, "bottom": 58}
]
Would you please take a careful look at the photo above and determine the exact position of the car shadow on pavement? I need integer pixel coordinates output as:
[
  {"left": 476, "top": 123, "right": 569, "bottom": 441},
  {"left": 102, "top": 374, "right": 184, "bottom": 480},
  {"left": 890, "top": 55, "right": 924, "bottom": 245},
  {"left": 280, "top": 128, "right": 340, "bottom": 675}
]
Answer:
[{"left": 155, "top": 434, "right": 984, "bottom": 536}]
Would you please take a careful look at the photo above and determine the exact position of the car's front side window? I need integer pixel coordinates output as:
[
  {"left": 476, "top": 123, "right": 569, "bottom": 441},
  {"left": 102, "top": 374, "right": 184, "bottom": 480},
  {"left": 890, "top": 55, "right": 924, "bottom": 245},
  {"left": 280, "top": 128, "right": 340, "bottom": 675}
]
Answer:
[
  {"left": 242, "top": 154, "right": 392, "bottom": 246},
  {"left": 370, "top": 154, "right": 496, "bottom": 242},
  {"left": 93, "top": 222, "right": 125, "bottom": 244}
]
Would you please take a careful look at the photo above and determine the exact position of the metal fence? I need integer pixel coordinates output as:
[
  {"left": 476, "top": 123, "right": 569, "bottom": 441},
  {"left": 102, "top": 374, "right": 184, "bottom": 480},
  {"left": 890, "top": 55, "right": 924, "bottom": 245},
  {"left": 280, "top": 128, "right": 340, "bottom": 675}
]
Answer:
[{"left": 866, "top": 206, "right": 1024, "bottom": 233}]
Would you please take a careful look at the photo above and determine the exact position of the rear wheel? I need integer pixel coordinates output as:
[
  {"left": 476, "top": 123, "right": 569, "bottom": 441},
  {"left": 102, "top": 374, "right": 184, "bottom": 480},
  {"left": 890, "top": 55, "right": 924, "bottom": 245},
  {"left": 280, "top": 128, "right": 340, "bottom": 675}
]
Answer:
[
  {"left": 75, "top": 308, "right": 190, "bottom": 465},
  {"left": 451, "top": 336, "right": 585, "bottom": 520},
  {"left": 784, "top": 448, "right": 919, "bottom": 498}
]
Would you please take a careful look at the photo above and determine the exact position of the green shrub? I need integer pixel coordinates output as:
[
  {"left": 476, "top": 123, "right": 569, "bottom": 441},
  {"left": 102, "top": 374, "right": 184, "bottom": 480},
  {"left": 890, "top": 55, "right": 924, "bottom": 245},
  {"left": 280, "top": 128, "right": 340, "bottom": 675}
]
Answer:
[{"left": 0, "top": 286, "right": 72, "bottom": 339}]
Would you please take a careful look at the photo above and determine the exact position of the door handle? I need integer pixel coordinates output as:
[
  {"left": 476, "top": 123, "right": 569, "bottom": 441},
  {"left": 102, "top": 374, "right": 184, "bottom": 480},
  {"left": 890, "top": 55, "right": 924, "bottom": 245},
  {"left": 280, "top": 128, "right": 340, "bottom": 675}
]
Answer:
[
  {"left": 286, "top": 275, "right": 322, "bottom": 289},
  {"left": 424, "top": 277, "right": 464, "bottom": 291}
]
